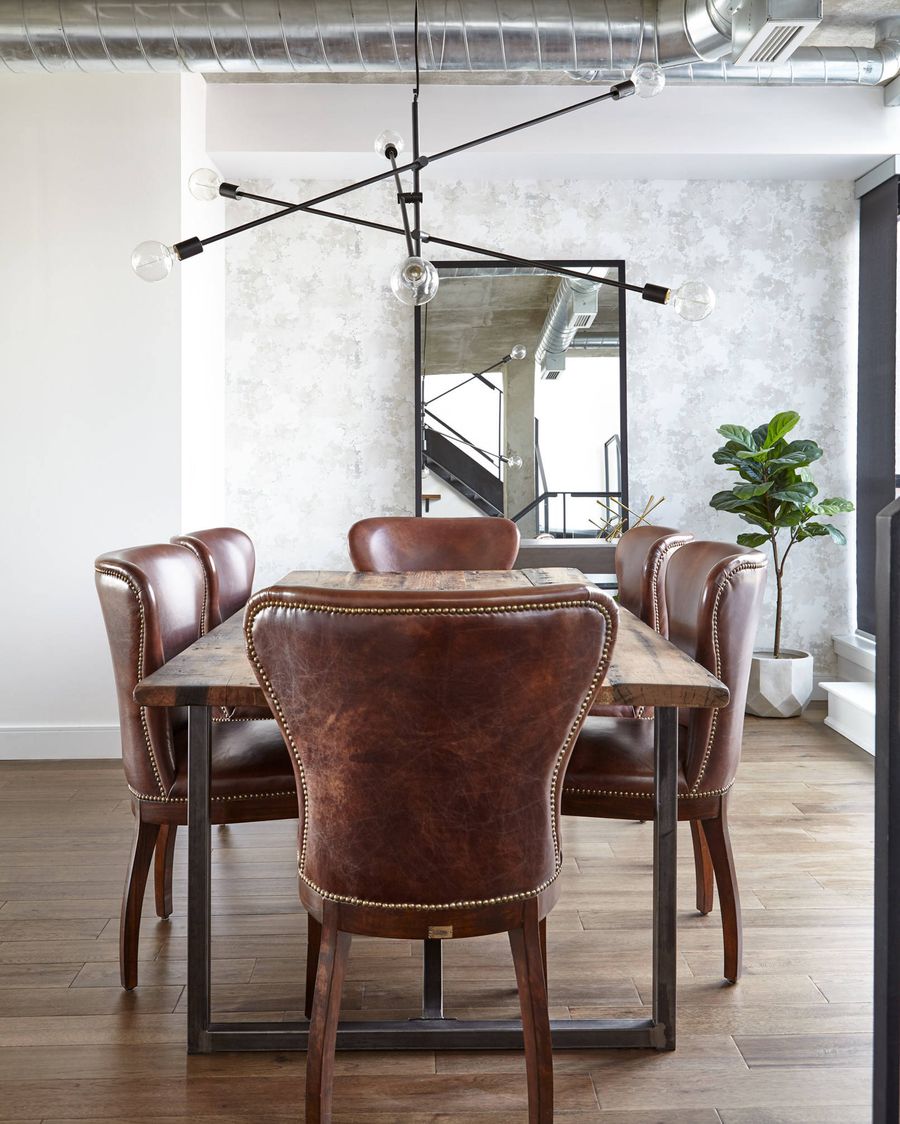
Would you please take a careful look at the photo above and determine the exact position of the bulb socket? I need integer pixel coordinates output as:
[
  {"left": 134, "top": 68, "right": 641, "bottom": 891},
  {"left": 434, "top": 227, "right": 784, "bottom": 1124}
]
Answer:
[
  {"left": 219, "top": 182, "right": 240, "bottom": 199},
  {"left": 383, "top": 144, "right": 399, "bottom": 160},
  {"left": 610, "top": 80, "right": 636, "bottom": 100},
  {"left": 174, "top": 236, "right": 204, "bottom": 261},
  {"left": 641, "top": 283, "right": 670, "bottom": 305}
]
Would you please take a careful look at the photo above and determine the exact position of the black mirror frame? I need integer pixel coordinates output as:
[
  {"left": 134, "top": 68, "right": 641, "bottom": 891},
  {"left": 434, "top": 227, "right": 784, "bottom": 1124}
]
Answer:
[{"left": 414, "top": 258, "right": 629, "bottom": 530}]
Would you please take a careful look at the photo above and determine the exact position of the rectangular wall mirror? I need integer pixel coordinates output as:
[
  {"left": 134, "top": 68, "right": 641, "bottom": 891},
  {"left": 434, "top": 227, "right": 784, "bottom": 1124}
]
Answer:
[{"left": 415, "top": 260, "right": 627, "bottom": 539}]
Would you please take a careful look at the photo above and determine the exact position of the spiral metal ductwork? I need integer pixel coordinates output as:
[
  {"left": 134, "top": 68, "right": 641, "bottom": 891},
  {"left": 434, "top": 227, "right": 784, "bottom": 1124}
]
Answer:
[{"left": 0, "top": 1, "right": 897, "bottom": 87}]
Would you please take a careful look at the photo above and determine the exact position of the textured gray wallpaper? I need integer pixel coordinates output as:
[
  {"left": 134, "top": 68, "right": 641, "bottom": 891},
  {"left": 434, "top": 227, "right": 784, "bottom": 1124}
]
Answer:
[{"left": 225, "top": 177, "right": 857, "bottom": 671}]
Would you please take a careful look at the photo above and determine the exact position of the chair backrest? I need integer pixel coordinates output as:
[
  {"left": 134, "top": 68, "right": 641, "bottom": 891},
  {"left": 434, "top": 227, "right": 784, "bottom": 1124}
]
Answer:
[
  {"left": 246, "top": 583, "right": 616, "bottom": 911},
  {"left": 171, "top": 527, "right": 255, "bottom": 632},
  {"left": 664, "top": 541, "right": 767, "bottom": 796},
  {"left": 95, "top": 544, "right": 204, "bottom": 800},
  {"left": 348, "top": 516, "right": 521, "bottom": 572},
  {"left": 615, "top": 525, "right": 693, "bottom": 636}
]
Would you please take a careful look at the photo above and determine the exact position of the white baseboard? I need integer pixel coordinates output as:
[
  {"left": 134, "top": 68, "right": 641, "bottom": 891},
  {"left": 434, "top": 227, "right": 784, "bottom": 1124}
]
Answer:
[{"left": 0, "top": 725, "right": 120, "bottom": 761}]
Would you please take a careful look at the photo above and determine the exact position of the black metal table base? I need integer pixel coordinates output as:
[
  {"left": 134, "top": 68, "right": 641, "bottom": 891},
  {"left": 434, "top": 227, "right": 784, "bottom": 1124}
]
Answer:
[
  {"left": 187, "top": 705, "right": 678, "bottom": 1054},
  {"left": 195, "top": 1016, "right": 664, "bottom": 1053}
]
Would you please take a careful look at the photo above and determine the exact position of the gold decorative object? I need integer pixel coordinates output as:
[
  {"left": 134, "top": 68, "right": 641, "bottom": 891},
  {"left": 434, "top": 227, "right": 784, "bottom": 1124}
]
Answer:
[{"left": 591, "top": 494, "right": 665, "bottom": 540}]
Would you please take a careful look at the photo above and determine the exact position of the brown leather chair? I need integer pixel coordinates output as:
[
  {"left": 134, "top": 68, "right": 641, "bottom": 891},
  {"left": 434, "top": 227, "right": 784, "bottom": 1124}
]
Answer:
[
  {"left": 562, "top": 541, "right": 767, "bottom": 983},
  {"left": 246, "top": 581, "right": 617, "bottom": 1123},
  {"left": 591, "top": 524, "right": 692, "bottom": 719},
  {"left": 348, "top": 515, "right": 520, "bottom": 572},
  {"left": 172, "top": 527, "right": 271, "bottom": 722},
  {"left": 95, "top": 544, "right": 297, "bottom": 990},
  {"left": 170, "top": 526, "right": 255, "bottom": 632}
]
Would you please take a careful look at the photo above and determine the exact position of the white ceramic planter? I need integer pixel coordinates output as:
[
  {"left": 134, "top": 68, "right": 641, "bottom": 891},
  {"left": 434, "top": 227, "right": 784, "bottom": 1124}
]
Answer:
[{"left": 745, "top": 649, "right": 814, "bottom": 718}]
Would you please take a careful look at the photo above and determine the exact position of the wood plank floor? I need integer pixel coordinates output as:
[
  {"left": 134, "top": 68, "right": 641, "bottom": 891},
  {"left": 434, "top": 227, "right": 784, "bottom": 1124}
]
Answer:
[{"left": 0, "top": 711, "right": 874, "bottom": 1122}]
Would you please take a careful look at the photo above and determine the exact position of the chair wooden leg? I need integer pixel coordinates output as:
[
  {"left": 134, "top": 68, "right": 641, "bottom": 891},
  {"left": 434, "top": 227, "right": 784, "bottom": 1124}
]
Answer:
[
  {"left": 538, "top": 915, "right": 548, "bottom": 987},
  {"left": 120, "top": 814, "right": 159, "bottom": 991},
  {"left": 509, "top": 901, "right": 554, "bottom": 1124},
  {"left": 306, "top": 904, "right": 351, "bottom": 1124},
  {"left": 154, "top": 823, "right": 177, "bottom": 920},
  {"left": 702, "top": 799, "right": 742, "bottom": 984},
  {"left": 305, "top": 914, "right": 322, "bottom": 1020},
  {"left": 690, "top": 819, "right": 714, "bottom": 915}
]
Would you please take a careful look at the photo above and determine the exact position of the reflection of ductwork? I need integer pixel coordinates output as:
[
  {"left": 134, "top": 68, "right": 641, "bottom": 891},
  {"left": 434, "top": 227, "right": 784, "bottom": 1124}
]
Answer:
[
  {"left": 535, "top": 278, "right": 600, "bottom": 381},
  {"left": 1, "top": 1, "right": 897, "bottom": 91}
]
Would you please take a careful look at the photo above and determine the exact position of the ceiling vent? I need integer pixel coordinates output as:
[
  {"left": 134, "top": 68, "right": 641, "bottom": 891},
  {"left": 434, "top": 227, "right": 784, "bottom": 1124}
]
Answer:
[
  {"left": 731, "top": 0, "right": 822, "bottom": 66},
  {"left": 535, "top": 278, "right": 600, "bottom": 380}
]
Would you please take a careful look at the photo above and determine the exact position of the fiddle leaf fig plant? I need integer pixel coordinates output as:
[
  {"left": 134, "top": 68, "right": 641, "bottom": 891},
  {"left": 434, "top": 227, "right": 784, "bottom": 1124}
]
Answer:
[{"left": 710, "top": 411, "right": 854, "bottom": 659}]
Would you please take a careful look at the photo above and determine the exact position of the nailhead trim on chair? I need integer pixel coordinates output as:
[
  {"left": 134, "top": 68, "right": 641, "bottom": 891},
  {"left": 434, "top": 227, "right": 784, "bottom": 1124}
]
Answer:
[
  {"left": 568, "top": 557, "right": 765, "bottom": 804},
  {"left": 649, "top": 535, "right": 692, "bottom": 633},
  {"left": 95, "top": 566, "right": 168, "bottom": 800},
  {"left": 128, "top": 783, "right": 296, "bottom": 804},
  {"left": 212, "top": 714, "right": 272, "bottom": 722},
  {"left": 688, "top": 560, "right": 767, "bottom": 795},
  {"left": 173, "top": 539, "right": 209, "bottom": 636},
  {"left": 563, "top": 781, "right": 734, "bottom": 800},
  {"left": 246, "top": 596, "right": 613, "bottom": 910}
]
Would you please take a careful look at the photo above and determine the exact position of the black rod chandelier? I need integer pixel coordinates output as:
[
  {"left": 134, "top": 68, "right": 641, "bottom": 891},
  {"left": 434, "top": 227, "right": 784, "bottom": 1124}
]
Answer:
[{"left": 131, "top": 11, "right": 715, "bottom": 323}]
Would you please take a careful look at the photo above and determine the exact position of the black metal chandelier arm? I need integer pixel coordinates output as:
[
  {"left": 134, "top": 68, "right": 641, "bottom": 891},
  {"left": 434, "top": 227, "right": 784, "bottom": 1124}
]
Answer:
[
  {"left": 427, "top": 80, "right": 633, "bottom": 165},
  {"left": 424, "top": 364, "right": 504, "bottom": 408},
  {"left": 416, "top": 230, "right": 670, "bottom": 304},
  {"left": 175, "top": 78, "right": 636, "bottom": 259},
  {"left": 389, "top": 154, "right": 416, "bottom": 257},
  {"left": 177, "top": 183, "right": 670, "bottom": 304}
]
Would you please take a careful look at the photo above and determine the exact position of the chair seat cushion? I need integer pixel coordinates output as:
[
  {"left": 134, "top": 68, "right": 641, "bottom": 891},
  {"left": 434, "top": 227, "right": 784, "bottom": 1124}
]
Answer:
[
  {"left": 561, "top": 717, "right": 722, "bottom": 820},
  {"left": 168, "top": 717, "right": 295, "bottom": 803}
]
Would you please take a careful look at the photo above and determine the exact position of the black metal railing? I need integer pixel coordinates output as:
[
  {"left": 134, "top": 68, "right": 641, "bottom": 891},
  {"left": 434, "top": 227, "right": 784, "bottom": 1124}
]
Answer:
[{"left": 511, "top": 490, "right": 623, "bottom": 539}]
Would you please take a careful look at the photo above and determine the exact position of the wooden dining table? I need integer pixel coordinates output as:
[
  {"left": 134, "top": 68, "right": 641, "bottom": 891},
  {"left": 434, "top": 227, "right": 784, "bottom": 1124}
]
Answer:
[{"left": 134, "top": 566, "right": 729, "bottom": 1055}]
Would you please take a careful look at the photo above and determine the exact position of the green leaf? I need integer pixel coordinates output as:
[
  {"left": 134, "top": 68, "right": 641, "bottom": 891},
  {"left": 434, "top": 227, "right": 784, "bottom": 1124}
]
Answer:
[
  {"left": 770, "top": 482, "right": 819, "bottom": 505},
  {"left": 737, "top": 532, "right": 770, "bottom": 548},
  {"left": 822, "top": 524, "right": 848, "bottom": 545},
  {"left": 815, "top": 497, "right": 854, "bottom": 515},
  {"left": 740, "top": 513, "right": 775, "bottom": 532},
  {"left": 750, "top": 423, "right": 769, "bottom": 449},
  {"left": 717, "top": 425, "right": 757, "bottom": 450},
  {"left": 710, "top": 490, "right": 749, "bottom": 513},
  {"left": 764, "top": 411, "right": 800, "bottom": 447},
  {"left": 734, "top": 482, "right": 773, "bottom": 499},
  {"left": 767, "top": 440, "right": 823, "bottom": 470},
  {"left": 796, "top": 523, "right": 830, "bottom": 541}
]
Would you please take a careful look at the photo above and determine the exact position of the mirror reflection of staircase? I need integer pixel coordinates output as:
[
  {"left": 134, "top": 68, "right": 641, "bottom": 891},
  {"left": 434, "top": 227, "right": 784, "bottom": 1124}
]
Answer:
[{"left": 424, "top": 427, "right": 504, "bottom": 516}]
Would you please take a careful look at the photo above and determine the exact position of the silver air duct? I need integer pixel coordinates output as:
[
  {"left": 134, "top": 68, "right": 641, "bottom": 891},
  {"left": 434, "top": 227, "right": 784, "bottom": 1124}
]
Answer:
[
  {"left": 0, "top": 2, "right": 896, "bottom": 90},
  {"left": 535, "top": 277, "right": 600, "bottom": 381},
  {"left": 0, "top": 0, "right": 730, "bottom": 74}
]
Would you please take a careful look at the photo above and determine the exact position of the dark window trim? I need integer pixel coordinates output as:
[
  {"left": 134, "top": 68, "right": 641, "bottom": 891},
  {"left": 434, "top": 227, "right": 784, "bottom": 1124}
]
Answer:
[{"left": 856, "top": 176, "right": 899, "bottom": 633}]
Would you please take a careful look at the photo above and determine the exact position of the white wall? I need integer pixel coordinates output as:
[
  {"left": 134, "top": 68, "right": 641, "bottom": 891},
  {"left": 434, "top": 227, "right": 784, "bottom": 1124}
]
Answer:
[
  {"left": 223, "top": 175, "right": 857, "bottom": 672},
  {"left": 0, "top": 75, "right": 184, "bottom": 758}
]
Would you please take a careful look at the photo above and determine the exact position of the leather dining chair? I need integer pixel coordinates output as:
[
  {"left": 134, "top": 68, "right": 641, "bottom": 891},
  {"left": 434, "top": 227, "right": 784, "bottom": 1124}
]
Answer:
[
  {"left": 348, "top": 515, "right": 520, "bottom": 572},
  {"left": 246, "top": 581, "right": 617, "bottom": 1124},
  {"left": 591, "top": 524, "right": 693, "bottom": 719},
  {"left": 171, "top": 526, "right": 256, "bottom": 633},
  {"left": 562, "top": 541, "right": 767, "bottom": 983},
  {"left": 95, "top": 544, "right": 297, "bottom": 990},
  {"left": 172, "top": 526, "right": 271, "bottom": 722}
]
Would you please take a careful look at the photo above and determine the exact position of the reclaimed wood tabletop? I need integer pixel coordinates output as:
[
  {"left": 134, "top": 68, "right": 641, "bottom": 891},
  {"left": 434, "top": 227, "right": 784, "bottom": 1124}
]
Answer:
[{"left": 134, "top": 567, "right": 729, "bottom": 711}]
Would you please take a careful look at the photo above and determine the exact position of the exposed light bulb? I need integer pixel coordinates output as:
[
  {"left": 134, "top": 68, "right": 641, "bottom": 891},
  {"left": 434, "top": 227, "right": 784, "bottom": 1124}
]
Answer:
[
  {"left": 510, "top": 344, "right": 527, "bottom": 361},
  {"left": 131, "top": 241, "right": 175, "bottom": 282},
  {"left": 631, "top": 62, "right": 665, "bottom": 98},
  {"left": 188, "top": 168, "right": 223, "bottom": 202},
  {"left": 506, "top": 452, "right": 524, "bottom": 470},
  {"left": 374, "top": 130, "right": 405, "bottom": 158},
  {"left": 672, "top": 280, "right": 716, "bottom": 322},
  {"left": 390, "top": 256, "right": 439, "bottom": 306}
]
